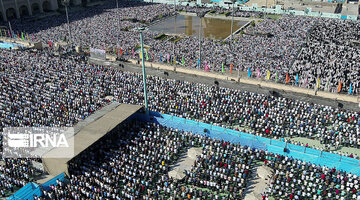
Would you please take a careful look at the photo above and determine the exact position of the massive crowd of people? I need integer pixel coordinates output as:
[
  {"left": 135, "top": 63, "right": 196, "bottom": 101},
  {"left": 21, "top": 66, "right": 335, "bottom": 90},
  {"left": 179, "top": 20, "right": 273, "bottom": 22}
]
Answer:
[
  {"left": 291, "top": 18, "right": 360, "bottom": 93},
  {"left": 1, "top": 0, "right": 360, "bottom": 198},
  {"left": 183, "top": 137, "right": 254, "bottom": 199},
  {"left": 265, "top": 153, "right": 360, "bottom": 200},
  {"left": 0, "top": 45, "right": 359, "bottom": 196},
  {"left": 0, "top": 158, "right": 35, "bottom": 197},
  {"left": 2, "top": 1, "right": 359, "bottom": 93},
  {"left": 30, "top": 121, "right": 360, "bottom": 200},
  {"left": 4, "top": 0, "right": 358, "bottom": 93},
  {"left": 36, "top": 121, "right": 253, "bottom": 200}
]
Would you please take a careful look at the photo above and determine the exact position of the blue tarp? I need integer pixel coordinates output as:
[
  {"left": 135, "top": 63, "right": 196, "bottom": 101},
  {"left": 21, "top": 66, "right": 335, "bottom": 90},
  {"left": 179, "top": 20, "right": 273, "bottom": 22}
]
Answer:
[
  {"left": 40, "top": 173, "right": 65, "bottom": 191},
  {"left": 8, "top": 173, "right": 66, "bottom": 200},
  {"left": 136, "top": 112, "right": 360, "bottom": 176},
  {"left": 7, "top": 183, "right": 42, "bottom": 200}
]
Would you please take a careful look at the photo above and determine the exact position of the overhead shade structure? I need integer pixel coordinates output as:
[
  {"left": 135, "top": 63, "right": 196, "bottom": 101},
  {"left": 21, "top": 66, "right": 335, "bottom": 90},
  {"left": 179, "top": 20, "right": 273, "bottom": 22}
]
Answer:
[{"left": 42, "top": 104, "right": 142, "bottom": 176}]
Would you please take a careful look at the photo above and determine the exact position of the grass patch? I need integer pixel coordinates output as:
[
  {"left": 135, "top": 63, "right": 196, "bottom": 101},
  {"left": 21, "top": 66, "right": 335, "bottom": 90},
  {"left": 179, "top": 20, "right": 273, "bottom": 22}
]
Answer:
[
  {"left": 121, "top": 26, "right": 131, "bottom": 31},
  {"left": 266, "top": 14, "right": 282, "bottom": 20},
  {"left": 139, "top": 20, "right": 149, "bottom": 24},
  {"left": 134, "top": 45, "right": 150, "bottom": 51},
  {"left": 224, "top": 11, "right": 231, "bottom": 17},
  {"left": 184, "top": 185, "right": 231, "bottom": 198},
  {"left": 122, "top": 18, "right": 137, "bottom": 23},
  {"left": 154, "top": 33, "right": 167, "bottom": 40},
  {"left": 169, "top": 36, "right": 183, "bottom": 43},
  {"left": 122, "top": 18, "right": 149, "bottom": 25},
  {"left": 208, "top": 10, "right": 216, "bottom": 14},
  {"left": 250, "top": 21, "right": 256, "bottom": 27},
  {"left": 255, "top": 160, "right": 265, "bottom": 166}
]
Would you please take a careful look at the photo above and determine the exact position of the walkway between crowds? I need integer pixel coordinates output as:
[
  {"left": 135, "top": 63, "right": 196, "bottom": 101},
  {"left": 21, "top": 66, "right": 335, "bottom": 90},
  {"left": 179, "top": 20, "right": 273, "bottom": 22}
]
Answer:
[
  {"left": 242, "top": 165, "right": 272, "bottom": 200},
  {"left": 168, "top": 147, "right": 202, "bottom": 180}
]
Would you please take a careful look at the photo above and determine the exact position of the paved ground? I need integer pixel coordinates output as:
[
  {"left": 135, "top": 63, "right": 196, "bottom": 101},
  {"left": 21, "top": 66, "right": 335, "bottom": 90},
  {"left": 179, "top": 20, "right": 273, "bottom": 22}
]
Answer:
[
  {"left": 96, "top": 59, "right": 360, "bottom": 112},
  {"left": 341, "top": 2, "right": 359, "bottom": 16},
  {"left": 246, "top": 0, "right": 359, "bottom": 16},
  {"left": 243, "top": 165, "right": 272, "bottom": 200},
  {"left": 245, "top": 0, "right": 276, "bottom": 7},
  {"left": 181, "top": 11, "right": 253, "bottom": 22},
  {"left": 282, "top": 0, "right": 337, "bottom": 13},
  {"left": 168, "top": 147, "right": 202, "bottom": 180}
]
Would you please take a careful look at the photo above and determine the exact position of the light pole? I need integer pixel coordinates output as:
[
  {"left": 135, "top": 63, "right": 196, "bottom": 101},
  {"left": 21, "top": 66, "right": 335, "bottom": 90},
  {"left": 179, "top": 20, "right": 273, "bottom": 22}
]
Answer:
[
  {"left": 8, "top": 21, "right": 13, "bottom": 39},
  {"left": 197, "top": 12, "right": 205, "bottom": 70},
  {"left": 137, "top": 28, "right": 149, "bottom": 114},
  {"left": 174, "top": 0, "right": 176, "bottom": 12},
  {"left": 230, "top": 0, "right": 236, "bottom": 48},
  {"left": 173, "top": 0, "right": 176, "bottom": 65},
  {"left": 264, "top": 0, "right": 268, "bottom": 19},
  {"left": 62, "top": 0, "right": 72, "bottom": 43},
  {"left": 116, "top": 0, "right": 120, "bottom": 26}
]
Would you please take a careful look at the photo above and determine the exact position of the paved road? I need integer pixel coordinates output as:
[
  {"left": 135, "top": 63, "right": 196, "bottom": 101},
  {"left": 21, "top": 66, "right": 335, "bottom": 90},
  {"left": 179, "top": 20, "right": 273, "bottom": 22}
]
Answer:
[{"left": 91, "top": 58, "right": 360, "bottom": 112}]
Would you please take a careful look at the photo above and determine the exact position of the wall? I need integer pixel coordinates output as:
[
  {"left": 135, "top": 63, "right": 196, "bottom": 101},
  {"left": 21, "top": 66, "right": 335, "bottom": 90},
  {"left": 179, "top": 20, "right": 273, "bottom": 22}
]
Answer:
[
  {"left": 146, "top": 0, "right": 358, "bottom": 20},
  {"left": 1, "top": 0, "right": 58, "bottom": 21}
]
